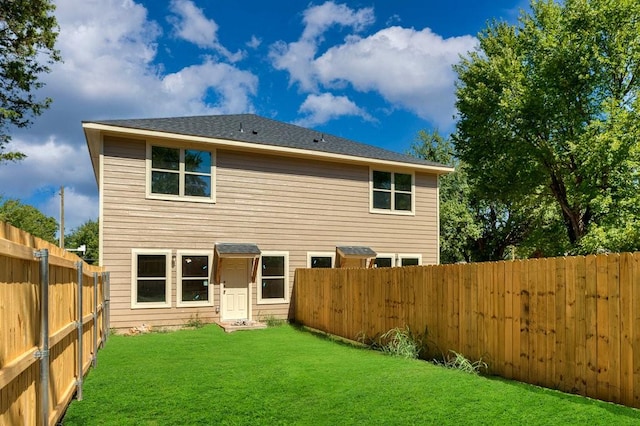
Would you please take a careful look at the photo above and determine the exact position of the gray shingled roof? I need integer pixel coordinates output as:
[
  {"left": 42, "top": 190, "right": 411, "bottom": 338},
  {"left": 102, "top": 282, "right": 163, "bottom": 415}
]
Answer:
[
  {"left": 85, "top": 114, "right": 447, "bottom": 168},
  {"left": 337, "top": 246, "right": 377, "bottom": 257},
  {"left": 215, "top": 243, "right": 261, "bottom": 256}
]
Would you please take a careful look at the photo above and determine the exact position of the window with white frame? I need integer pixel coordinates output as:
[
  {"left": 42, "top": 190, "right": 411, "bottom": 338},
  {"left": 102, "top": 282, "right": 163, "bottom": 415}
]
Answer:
[
  {"left": 148, "top": 144, "right": 215, "bottom": 201},
  {"left": 177, "top": 251, "right": 213, "bottom": 306},
  {"left": 258, "top": 252, "right": 288, "bottom": 304},
  {"left": 307, "top": 252, "right": 335, "bottom": 268},
  {"left": 374, "top": 254, "right": 394, "bottom": 268},
  {"left": 371, "top": 170, "right": 414, "bottom": 213},
  {"left": 131, "top": 249, "right": 172, "bottom": 308},
  {"left": 398, "top": 254, "right": 422, "bottom": 266}
]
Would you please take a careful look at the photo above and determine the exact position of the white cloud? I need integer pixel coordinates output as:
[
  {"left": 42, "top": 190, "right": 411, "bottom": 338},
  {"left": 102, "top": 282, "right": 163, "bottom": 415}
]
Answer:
[
  {"left": 246, "top": 35, "right": 262, "bottom": 49},
  {"left": 270, "top": 1, "right": 374, "bottom": 92},
  {"left": 162, "top": 58, "right": 257, "bottom": 113},
  {"left": 0, "top": 0, "right": 260, "bottom": 230},
  {"left": 168, "top": 0, "right": 244, "bottom": 62},
  {"left": 295, "top": 93, "right": 373, "bottom": 127},
  {"left": 315, "top": 27, "right": 477, "bottom": 126},
  {"left": 0, "top": 136, "right": 98, "bottom": 231},
  {"left": 42, "top": 187, "right": 99, "bottom": 236},
  {"left": 301, "top": 1, "right": 374, "bottom": 40},
  {"left": 269, "top": 2, "right": 477, "bottom": 128}
]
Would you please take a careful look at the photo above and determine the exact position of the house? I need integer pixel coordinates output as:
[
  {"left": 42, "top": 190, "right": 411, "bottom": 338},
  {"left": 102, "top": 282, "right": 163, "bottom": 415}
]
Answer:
[{"left": 82, "top": 114, "right": 453, "bottom": 330}]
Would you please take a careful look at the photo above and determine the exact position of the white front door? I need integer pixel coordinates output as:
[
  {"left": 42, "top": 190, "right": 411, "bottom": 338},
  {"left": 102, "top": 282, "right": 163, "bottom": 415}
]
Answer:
[{"left": 221, "top": 258, "right": 249, "bottom": 320}]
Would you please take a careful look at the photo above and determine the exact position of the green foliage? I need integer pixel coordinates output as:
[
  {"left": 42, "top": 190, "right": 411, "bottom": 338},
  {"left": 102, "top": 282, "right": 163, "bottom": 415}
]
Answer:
[
  {"left": 371, "top": 326, "right": 421, "bottom": 359},
  {"left": 0, "top": 197, "right": 57, "bottom": 242},
  {"left": 434, "top": 350, "right": 488, "bottom": 375},
  {"left": 65, "top": 219, "right": 99, "bottom": 263},
  {"left": 454, "top": 0, "right": 640, "bottom": 254},
  {"left": 410, "top": 131, "right": 481, "bottom": 263},
  {"left": 0, "top": 0, "right": 61, "bottom": 162},
  {"left": 62, "top": 325, "right": 640, "bottom": 425},
  {"left": 262, "top": 314, "right": 286, "bottom": 327},
  {"left": 184, "top": 313, "right": 204, "bottom": 329}
]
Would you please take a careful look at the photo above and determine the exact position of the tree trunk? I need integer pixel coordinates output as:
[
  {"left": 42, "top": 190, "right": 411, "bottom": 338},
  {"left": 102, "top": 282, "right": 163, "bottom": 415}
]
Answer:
[{"left": 548, "top": 173, "right": 586, "bottom": 245}]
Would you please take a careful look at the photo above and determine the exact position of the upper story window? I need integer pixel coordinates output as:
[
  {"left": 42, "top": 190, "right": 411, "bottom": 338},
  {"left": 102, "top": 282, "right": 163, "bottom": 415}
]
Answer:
[
  {"left": 370, "top": 169, "right": 414, "bottom": 214},
  {"left": 147, "top": 144, "right": 215, "bottom": 202}
]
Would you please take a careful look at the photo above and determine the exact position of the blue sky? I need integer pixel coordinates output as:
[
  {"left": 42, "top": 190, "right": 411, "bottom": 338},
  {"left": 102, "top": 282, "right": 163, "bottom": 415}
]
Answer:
[{"left": 0, "top": 0, "right": 527, "bottom": 235}]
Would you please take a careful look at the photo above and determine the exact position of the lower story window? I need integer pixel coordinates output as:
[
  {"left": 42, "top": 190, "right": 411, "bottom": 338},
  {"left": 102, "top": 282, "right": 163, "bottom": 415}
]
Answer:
[
  {"left": 307, "top": 252, "right": 335, "bottom": 268},
  {"left": 177, "top": 251, "right": 213, "bottom": 306},
  {"left": 399, "top": 254, "right": 422, "bottom": 266},
  {"left": 132, "top": 249, "right": 171, "bottom": 308},
  {"left": 259, "top": 252, "right": 288, "bottom": 304},
  {"left": 374, "top": 256, "right": 394, "bottom": 268}
]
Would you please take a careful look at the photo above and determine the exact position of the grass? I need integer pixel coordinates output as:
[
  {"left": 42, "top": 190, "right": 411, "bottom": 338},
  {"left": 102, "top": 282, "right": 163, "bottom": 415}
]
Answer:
[{"left": 62, "top": 325, "right": 640, "bottom": 425}]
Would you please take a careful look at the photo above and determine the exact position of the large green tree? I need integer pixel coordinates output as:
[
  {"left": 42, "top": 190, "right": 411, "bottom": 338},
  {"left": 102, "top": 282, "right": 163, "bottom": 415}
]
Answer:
[
  {"left": 454, "top": 0, "right": 640, "bottom": 254},
  {"left": 411, "top": 130, "right": 568, "bottom": 262},
  {"left": 65, "top": 219, "right": 99, "bottom": 264},
  {"left": 0, "top": 197, "right": 58, "bottom": 242},
  {"left": 410, "top": 130, "right": 481, "bottom": 263},
  {"left": 0, "top": 0, "right": 60, "bottom": 162}
]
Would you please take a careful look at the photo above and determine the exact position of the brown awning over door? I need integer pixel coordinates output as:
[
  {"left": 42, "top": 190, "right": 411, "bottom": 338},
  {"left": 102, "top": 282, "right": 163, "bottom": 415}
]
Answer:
[
  {"left": 214, "top": 243, "right": 261, "bottom": 284},
  {"left": 336, "top": 246, "right": 377, "bottom": 268}
]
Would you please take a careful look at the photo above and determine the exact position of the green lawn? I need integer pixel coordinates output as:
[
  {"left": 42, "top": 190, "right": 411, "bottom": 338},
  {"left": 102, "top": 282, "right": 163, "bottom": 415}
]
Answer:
[{"left": 62, "top": 325, "right": 640, "bottom": 425}]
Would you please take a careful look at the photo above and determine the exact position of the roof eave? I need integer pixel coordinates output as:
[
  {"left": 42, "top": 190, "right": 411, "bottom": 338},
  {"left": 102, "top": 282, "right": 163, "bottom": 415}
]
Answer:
[{"left": 81, "top": 122, "right": 455, "bottom": 174}]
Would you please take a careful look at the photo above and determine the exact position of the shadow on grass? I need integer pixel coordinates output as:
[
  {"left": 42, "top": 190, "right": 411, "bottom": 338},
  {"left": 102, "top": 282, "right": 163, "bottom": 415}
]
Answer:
[{"left": 483, "top": 374, "right": 640, "bottom": 420}]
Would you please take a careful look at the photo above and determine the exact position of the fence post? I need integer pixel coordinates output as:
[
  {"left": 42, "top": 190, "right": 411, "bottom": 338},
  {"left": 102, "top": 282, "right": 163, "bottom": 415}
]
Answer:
[
  {"left": 93, "top": 272, "right": 98, "bottom": 367},
  {"left": 76, "top": 261, "right": 84, "bottom": 401},
  {"left": 34, "top": 249, "right": 49, "bottom": 426}
]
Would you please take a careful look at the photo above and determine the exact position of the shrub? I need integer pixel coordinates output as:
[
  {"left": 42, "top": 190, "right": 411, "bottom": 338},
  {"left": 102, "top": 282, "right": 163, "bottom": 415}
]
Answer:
[
  {"left": 262, "top": 314, "right": 286, "bottom": 327},
  {"left": 185, "top": 313, "right": 204, "bottom": 329}
]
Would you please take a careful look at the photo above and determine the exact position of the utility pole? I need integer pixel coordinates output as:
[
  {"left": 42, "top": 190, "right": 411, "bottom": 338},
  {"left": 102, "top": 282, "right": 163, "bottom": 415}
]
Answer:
[{"left": 59, "top": 186, "right": 64, "bottom": 248}]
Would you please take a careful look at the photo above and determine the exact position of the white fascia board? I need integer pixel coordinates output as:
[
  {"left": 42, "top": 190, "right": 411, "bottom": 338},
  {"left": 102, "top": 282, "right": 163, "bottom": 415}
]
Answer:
[{"left": 81, "top": 122, "right": 455, "bottom": 175}]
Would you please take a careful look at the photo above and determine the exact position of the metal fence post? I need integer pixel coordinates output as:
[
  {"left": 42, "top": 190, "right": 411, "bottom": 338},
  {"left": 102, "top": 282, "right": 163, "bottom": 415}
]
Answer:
[
  {"left": 34, "top": 249, "right": 49, "bottom": 426},
  {"left": 76, "top": 261, "right": 84, "bottom": 401},
  {"left": 93, "top": 272, "right": 98, "bottom": 367}
]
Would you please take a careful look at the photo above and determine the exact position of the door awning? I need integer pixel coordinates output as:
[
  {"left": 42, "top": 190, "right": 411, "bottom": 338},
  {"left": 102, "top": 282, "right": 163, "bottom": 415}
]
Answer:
[
  {"left": 336, "top": 246, "right": 377, "bottom": 258},
  {"left": 215, "top": 243, "right": 261, "bottom": 257},
  {"left": 214, "top": 243, "right": 261, "bottom": 284},
  {"left": 336, "top": 246, "right": 377, "bottom": 268}
]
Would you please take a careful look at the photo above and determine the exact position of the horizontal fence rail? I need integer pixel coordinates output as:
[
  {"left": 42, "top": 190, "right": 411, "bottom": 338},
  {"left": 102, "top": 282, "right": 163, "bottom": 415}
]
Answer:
[
  {"left": 293, "top": 252, "right": 640, "bottom": 409},
  {"left": 0, "top": 222, "right": 109, "bottom": 425}
]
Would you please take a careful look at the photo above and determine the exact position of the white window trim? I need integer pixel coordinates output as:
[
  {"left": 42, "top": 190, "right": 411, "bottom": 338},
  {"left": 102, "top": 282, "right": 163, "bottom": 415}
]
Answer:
[
  {"left": 176, "top": 250, "right": 214, "bottom": 307},
  {"left": 306, "top": 251, "right": 336, "bottom": 268},
  {"left": 145, "top": 142, "right": 216, "bottom": 203},
  {"left": 373, "top": 253, "right": 395, "bottom": 268},
  {"left": 397, "top": 253, "right": 423, "bottom": 267},
  {"left": 369, "top": 168, "right": 416, "bottom": 216},
  {"left": 257, "top": 251, "right": 289, "bottom": 305},
  {"left": 131, "top": 249, "right": 172, "bottom": 309}
]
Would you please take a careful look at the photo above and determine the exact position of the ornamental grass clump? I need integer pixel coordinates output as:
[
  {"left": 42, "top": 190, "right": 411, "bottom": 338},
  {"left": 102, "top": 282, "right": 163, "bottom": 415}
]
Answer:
[
  {"left": 374, "top": 326, "right": 422, "bottom": 359},
  {"left": 436, "top": 350, "right": 488, "bottom": 375}
]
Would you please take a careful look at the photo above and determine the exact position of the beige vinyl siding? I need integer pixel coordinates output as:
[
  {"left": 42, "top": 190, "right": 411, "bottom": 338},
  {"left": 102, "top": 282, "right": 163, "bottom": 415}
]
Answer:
[{"left": 101, "top": 135, "right": 439, "bottom": 330}]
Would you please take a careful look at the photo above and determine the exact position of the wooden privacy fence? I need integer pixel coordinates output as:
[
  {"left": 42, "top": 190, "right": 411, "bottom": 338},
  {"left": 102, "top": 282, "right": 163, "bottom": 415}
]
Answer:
[
  {"left": 0, "top": 222, "right": 110, "bottom": 425},
  {"left": 293, "top": 252, "right": 640, "bottom": 409}
]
